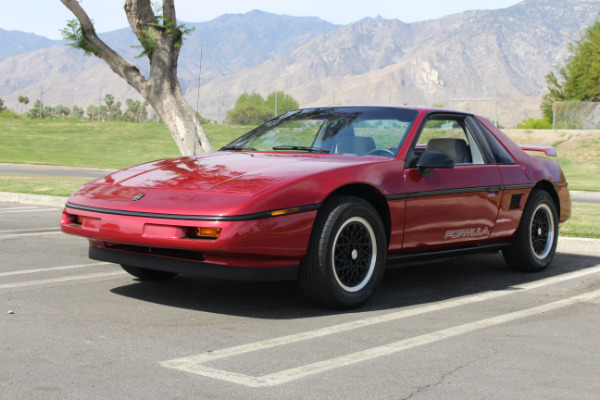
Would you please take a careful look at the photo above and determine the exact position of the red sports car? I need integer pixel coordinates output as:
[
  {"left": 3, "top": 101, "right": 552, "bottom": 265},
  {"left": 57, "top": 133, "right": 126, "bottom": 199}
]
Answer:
[{"left": 61, "top": 106, "right": 571, "bottom": 309}]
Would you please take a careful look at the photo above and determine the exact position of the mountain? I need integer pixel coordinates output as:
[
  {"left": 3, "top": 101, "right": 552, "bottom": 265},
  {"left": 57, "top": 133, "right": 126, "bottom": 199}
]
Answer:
[
  {"left": 184, "top": 0, "right": 600, "bottom": 126},
  {"left": 91, "top": 10, "right": 340, "bottom": 87},
  {"left": 1, "top": 1, "right": 599, "bottom": 126},
  {"left": 0, "top": 28, "right": 60, "bottom": 62},
  {"left": 0, "top": 10, "right": 339, "bottom": 112}
]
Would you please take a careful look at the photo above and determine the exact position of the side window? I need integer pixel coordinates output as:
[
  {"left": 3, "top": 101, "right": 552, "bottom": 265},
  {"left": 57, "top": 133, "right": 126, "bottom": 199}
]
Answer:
[{"left": 414, "top": 117, "right": 485, "bottom": 165}]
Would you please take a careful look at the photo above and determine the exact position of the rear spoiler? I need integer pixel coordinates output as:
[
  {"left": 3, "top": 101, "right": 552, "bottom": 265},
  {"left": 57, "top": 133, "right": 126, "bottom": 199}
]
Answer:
[{"left": 519, "top": 144, "right": 557, "bottom": 157}]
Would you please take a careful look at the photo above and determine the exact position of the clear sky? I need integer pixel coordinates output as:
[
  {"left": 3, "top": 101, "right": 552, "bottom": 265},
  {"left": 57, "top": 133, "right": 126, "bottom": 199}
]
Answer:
[{"left": 1, "top": 0, "right": 523, "bottom": 40}]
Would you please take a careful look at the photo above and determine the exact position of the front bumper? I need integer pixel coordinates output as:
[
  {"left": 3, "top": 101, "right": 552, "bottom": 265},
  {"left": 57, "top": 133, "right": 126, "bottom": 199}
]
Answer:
[
  {"left": 61, "top": 204, "right": 317, "bottom": 270},
  {"left": 89, "top": 245, "right": 298, "bottom": 281}
]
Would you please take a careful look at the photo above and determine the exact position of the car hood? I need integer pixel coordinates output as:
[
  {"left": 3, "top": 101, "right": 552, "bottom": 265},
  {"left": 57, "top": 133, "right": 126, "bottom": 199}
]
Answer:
[{"left": 67, "top": 152, "right": 381, "bottom": 216}]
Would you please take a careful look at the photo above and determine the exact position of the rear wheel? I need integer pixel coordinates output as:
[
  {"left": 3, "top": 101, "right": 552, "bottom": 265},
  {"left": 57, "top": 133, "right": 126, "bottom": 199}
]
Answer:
[
  {"left": 503, "top": 189, "right": 558, "bottom": 272},
  {"left": 120, "top": 265, "right": 178, "bottom": 280},
  {"left": 299, "top": 196, "right": 386, "bottom": 309}
]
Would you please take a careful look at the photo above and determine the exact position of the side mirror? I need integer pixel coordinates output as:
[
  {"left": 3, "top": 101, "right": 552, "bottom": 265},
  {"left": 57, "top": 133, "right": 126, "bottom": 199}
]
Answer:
[{"left": 417, "top": 151, "right": 454, "bottom": 176}]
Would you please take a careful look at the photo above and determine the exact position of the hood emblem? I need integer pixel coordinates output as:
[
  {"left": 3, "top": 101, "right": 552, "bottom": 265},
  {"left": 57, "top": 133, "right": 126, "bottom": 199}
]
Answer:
[{"left": 132, "top": 193, "right": 145, "bottom": 201}]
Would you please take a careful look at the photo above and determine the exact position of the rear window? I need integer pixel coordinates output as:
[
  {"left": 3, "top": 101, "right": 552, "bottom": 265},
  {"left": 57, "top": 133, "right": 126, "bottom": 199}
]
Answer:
[{"left": 475, "top": 120, "right": 515, "bottom": 164}]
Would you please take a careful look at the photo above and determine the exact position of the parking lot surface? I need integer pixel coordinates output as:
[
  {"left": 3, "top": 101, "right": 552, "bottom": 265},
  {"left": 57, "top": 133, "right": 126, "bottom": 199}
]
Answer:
[{"left": 1, "top": 201, "right": 599, "bottom": 399}]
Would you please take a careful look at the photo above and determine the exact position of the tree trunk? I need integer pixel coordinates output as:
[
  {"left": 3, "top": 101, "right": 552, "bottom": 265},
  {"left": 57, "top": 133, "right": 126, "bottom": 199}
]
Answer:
[
  {"left": 60, "top": 0, "right": 214, "bottom": 155},
  {"left": 151, "top": 86, "right": 213, "bottom": 154}
]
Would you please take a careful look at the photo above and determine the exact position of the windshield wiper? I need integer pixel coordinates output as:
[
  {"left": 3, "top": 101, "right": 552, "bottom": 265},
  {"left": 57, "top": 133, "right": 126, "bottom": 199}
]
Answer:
[
  {"left": 220, "top": 145, "right": 257, "bottom": 151},
  {"left": 272, "top": 146, "right": 330, "bottom": 153}
]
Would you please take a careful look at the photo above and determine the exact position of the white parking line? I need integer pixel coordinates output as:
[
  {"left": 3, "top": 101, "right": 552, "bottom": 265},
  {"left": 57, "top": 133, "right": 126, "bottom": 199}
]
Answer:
[
  {"left": 0, "top": 227, "right": 58, "bottom": 233},
  {"left": 161, "top": 265, "right": 600, "bottom": 387},
  {"left": 0, "top": 231, "right": 63, "bottom": 239},
  {"left": 0, "top": 206, "right": 40, "bottom": 212},
  {"left": 174, "top": 288, "right": 600, "bottom": 388},
  {"left": 0, "top": 262, "right": 112, "bottom": 277},
  {"left": 0, "top": 271, "right": 127, "bottom": 289}
]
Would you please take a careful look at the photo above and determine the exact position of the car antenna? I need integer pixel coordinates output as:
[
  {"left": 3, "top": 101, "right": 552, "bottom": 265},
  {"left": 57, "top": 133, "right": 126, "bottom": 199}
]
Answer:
[{"left": 194, "top": 43, "right": 203, "bottom": 155}]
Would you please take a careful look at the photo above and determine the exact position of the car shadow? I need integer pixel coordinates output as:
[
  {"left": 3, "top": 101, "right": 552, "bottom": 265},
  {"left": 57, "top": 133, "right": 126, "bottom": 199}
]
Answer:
[{"left": 110, "top": 251, "right": 600, "bottom": 319}]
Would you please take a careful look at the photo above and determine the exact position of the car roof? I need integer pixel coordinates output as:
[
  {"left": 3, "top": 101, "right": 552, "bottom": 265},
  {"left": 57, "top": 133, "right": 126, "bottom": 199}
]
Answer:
[{"left": 299, "top": 104, "right": 475, "bottom": 116}]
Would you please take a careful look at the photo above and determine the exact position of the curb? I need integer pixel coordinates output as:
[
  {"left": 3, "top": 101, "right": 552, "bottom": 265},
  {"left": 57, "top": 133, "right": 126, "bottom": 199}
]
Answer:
[
  {"left": 570, "top": 191, "right": 600, "bottom": 199},
  {"left": 557, "top": 237, "right": 600, "bottom": 255},
  {"left": 0, "top": 192, "right": 68, "bottom": 208}
]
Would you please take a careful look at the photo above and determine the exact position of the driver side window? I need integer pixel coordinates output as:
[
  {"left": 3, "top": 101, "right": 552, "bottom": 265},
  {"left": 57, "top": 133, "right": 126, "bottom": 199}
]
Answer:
[{"left": 414, "top": 117, "right": 484, "bottom": 165}]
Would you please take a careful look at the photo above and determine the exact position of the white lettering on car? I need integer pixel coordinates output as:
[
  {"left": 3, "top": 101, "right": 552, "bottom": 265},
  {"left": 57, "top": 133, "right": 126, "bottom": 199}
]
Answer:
[{"left": 444, "top": 227, "right": 489, "bottom": 240}]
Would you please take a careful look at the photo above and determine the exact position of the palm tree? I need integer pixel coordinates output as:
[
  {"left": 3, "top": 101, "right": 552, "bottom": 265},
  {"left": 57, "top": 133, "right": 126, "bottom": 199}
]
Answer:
[{"left": 18, "top": 96, "right": 30, "bottom": 114}]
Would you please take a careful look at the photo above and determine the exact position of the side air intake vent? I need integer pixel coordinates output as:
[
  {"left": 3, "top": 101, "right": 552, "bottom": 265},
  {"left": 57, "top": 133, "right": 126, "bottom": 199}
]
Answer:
[{"left": 509, "top": 194, "right": 523, "bottom": 210}]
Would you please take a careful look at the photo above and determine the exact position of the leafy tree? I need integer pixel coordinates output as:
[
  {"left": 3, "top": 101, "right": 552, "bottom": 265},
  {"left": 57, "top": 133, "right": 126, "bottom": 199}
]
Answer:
[
  {"left": 86, "top": 105, "right": 98, "bottom": 121},
  {"left": 112, "top": 101, "right": 123, "bottom": 120},
  {"left": 265, "top": 91, "right": 299, "bottom": 118},
  {"left": 516, "top": 117, "right": 552, "bottom": 129},
  {"left": 542, "top": 21, "right": 600, "bottom": 121},
  {"left": 60, "top": 0, "right": 212, "bottom": 154},
  {"left": 52, "top": 104, "right": 71, "bottom": 118},
  {"left": 72, "top": 105, "right": 85, "bottom": 119},
  {"left": 26, "top": 100, "right": 47, "bottom": 119},
  {"left": 226, "top": 92, "right": 299, "bottom": 125},
  {"left": 0, "top": 97, "right": 6, "bottom": 113},
  {"left": 102, "top": 94, "right": 122, "bottom": 121},
  {"left": 104, "top": 94, "right": 115, "bottom": 121},
  {"left": 124, "top": 98, "right": 149, "bottom": 123},
  {"left": 18, "top": 96, "right": 29, "bottom": 113},
  {"left": 225, "top": 93, "right": 271, "bottom": 125}
]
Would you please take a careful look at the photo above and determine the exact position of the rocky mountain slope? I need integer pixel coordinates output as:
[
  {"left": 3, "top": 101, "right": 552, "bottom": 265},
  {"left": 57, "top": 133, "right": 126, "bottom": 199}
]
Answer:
[
  {"left": 0, "top": 10, "right": 338, "bottom": 113},
  {"left": 0, "top": 28, "right": 59, "bottom": 61},
  {"left": 185, "top": 0, "right": 600, "bottom": 126}
]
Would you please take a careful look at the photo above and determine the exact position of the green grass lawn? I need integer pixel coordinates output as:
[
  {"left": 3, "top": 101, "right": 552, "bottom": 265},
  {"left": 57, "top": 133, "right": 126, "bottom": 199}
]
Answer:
[
  {"left": 556, "top": 157, "right": 600, "bottom": 192},
  {"left": 0, "top": 118, "right": 251, "bottom": 169},
  {"left": 559, "top": 203, "right": 600, "bottom": 239},
  {"left": 0, "top": 174, "right": 91, "bottom": 197}
]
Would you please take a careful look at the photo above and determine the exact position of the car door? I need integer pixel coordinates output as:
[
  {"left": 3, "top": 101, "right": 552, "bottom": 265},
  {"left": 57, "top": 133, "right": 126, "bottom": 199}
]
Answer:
[{"left": 402, "top": 114, "right": 503, "bottom": 250}]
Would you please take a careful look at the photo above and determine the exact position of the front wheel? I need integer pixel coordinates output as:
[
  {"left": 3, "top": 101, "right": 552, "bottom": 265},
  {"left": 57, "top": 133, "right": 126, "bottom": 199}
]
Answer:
[
  {"left": 299, "top": 196, "right": 387, "bottom": 309},
  {"left": 503, "top": 189, "right": 558, "bottom": 272},
  {"left": 120, "top": 265, "right": 178, "bottom": 280}
]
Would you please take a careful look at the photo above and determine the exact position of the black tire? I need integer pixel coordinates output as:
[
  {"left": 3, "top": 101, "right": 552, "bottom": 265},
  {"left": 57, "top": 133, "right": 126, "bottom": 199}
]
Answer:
[
  {"left": 299, "top": 196, "right": 387, "bottom": 309},
  {"left": 120, "top": 264, "right": 178, "bottom": 280},
  {"left": 502, "top": 189, "right": 558, "bottom": 272}
]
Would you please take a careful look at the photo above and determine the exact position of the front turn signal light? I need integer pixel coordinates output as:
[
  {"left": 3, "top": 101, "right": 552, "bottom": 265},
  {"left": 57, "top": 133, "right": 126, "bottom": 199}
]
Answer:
[
  {"left": 271, "top": 207, "right": 300, "bottom": 217},
  {"left": 194, "top": 227, "right": 222, "bottom": 239}
]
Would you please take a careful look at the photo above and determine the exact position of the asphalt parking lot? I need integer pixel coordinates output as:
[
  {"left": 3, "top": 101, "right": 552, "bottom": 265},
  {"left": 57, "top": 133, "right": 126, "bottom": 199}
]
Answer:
[{"left": 1, "top": 201, "right": 599, "bottom": 400}]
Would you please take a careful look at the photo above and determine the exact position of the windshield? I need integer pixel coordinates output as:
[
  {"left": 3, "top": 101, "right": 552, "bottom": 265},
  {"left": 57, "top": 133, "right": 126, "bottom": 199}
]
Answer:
[{"left": 220, "top": 107, "right": 418, "bottom": 158}]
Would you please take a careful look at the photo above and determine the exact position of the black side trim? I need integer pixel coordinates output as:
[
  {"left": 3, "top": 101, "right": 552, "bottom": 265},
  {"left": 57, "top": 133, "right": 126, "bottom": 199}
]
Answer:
[
  {"left": 66, "top": 202, "right": 320, "bottom": 222},
  {"left": 386, "top": 194, "right": 409, "bottom": 201},
  {"left": 503, "top": 184, "right": 535, "bottom": 190},
  {"left": 90, "top": 247, "right": 298, "bottom": 281},
  {"left": 385, "top": 184, "right": 536, "bottom": 201},
  {"left": 386, "top": 242, "right": 510, "bottom": 266},
  {"left": 405, "top": 186, "right": 489, "bottom": 198}
]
